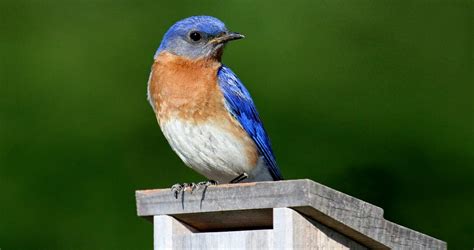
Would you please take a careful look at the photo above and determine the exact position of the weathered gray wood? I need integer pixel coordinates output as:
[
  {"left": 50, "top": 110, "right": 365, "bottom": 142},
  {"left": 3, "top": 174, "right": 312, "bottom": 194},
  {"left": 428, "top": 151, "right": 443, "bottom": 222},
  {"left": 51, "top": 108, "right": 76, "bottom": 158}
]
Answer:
[
  {"left": 153, "top": 208, "right": 366, "bottom": 250},
  {"left": 274, "top": 208, "right": 367, "bottom": 250},
  {"left": 137, "top": 179, "right": 446, "bottom": 249},
  {"left": 154, "top": 215, "right": 272, "bottom": 249},
  {"left": 153, "top": 215, "right": 195, "bottom": 249},
  {"left": 175, "top": 229, "right": 273, "bottom": 249}
]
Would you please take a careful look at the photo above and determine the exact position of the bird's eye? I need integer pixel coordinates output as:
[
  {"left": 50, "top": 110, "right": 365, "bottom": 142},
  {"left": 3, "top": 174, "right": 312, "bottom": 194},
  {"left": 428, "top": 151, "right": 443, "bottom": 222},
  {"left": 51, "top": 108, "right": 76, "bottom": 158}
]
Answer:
[{"left": 189, "top": 31, "right": 202, "bottom": 42}]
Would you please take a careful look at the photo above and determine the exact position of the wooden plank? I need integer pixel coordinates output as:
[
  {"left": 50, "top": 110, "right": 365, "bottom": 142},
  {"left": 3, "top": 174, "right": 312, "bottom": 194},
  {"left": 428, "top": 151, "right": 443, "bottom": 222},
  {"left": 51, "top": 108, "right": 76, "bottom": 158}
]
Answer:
[
  {"left": 137, "top": 179, "right": 446, "bottom": 249},
  {"left": 174, "top": 229, "right": 273, "bottom": 249},
  {"left": 153, "top": 215, "right": 195, "bottom": 249},
  {"left": 154, "top": 215, "right": 272, "bottom": 249},
  {"left": 154, "top": 208, "right": 366, "bottom": 249},
  {"left": 273, "top": 208, "right": 367, "bottom": 249}
]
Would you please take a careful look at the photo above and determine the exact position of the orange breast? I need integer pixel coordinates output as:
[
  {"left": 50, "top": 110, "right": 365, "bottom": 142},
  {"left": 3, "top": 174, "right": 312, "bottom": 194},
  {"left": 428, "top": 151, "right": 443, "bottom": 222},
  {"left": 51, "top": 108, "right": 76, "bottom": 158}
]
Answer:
[
  {"left": 147, "top": 51, "right": 259, "bottom": 166},
  {"left": 148, "top": 51, "right": 227, "bottom": 122}
]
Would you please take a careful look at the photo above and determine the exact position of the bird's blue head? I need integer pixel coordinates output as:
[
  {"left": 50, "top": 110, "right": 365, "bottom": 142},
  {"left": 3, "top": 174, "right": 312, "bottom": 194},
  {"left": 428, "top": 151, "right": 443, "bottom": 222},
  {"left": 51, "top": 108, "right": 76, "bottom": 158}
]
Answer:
[{"left": 155, "top": 16, "right": 244, "bottom": 60}]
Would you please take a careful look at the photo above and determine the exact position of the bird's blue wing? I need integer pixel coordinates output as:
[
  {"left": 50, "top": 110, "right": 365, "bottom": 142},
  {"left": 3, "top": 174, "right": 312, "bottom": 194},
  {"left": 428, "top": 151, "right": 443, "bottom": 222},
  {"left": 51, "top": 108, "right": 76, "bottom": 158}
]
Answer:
[{"left": 217, "top": 66, "right": 283, "bottom": 180}]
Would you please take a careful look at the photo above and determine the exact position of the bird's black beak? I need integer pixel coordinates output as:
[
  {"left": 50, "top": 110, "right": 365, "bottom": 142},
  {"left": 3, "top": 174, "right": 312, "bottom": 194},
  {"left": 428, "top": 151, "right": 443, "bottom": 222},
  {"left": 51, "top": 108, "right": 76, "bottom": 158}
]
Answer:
[{"left": 210, "top": 32, "right": 245, "bottom": 44}]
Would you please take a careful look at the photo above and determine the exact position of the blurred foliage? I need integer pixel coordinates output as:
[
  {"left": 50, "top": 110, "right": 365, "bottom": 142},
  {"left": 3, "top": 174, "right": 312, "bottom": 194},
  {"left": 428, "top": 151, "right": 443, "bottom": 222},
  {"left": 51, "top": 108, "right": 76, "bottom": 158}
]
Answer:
[{"left": 0, "top": 0, "right": 472, "bottom": 249}]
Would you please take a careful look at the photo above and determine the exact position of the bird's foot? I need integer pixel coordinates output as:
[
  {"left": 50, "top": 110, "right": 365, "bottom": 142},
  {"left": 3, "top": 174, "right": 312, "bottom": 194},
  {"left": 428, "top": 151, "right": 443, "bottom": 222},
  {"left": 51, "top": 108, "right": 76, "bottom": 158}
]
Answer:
[
  {"left": 171, "top": 183, "right": 196, "bottom": 199},
  {"left": 171, "top": 183, "right": 184, "bottom": 199},
  {"left": 230, "top": 173, "right": 248, "bottom": 183},
  {"left": 170, "top": 181, "right": 218, "bottom": 199},
  {"left": 197, "top": 180, "right": 219, "bottom": 188}
]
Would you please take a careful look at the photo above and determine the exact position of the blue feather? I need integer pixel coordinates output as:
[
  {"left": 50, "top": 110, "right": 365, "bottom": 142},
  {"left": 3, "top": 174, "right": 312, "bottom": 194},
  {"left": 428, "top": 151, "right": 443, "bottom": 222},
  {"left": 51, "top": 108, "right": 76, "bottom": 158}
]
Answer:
[{"left": 217, "top": 66, "right": 283, "bottom": 180}]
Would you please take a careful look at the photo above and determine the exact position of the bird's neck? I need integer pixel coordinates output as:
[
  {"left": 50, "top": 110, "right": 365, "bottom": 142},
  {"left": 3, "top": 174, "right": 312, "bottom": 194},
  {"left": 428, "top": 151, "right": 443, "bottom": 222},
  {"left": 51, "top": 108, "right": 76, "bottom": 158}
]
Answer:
[{"left": 154, "top": 51, "right": 221, "bottom": 69}]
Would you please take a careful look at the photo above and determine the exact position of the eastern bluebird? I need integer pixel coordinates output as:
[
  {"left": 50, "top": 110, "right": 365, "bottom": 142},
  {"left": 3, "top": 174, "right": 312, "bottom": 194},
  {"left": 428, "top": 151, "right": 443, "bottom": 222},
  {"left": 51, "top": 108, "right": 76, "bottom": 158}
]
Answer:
[{"left": 147, "top": 16, "right": 283, "bottom": 193}]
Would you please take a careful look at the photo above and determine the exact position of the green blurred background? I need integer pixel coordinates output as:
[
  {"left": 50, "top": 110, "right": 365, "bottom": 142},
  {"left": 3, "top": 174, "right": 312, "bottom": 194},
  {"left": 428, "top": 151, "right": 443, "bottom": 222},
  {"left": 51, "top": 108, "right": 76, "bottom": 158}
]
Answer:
[{"left": 0, "top": 0, "right": 472, "bottom": 249}]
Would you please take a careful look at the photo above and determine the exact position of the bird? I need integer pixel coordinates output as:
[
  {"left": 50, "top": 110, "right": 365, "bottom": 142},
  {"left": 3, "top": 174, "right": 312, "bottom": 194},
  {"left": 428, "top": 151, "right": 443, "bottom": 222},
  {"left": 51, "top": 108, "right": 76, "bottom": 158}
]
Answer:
[{"left": 147, "top": 16, "right": 283, "bottom": 195}]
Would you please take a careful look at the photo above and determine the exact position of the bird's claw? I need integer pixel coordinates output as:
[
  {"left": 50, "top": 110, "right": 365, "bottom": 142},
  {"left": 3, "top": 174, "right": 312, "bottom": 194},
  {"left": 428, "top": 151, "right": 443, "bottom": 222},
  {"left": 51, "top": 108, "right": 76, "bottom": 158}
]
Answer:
[
  {"left": 197, "top": 180, "right": 219, "bottom": 188},
  {"left": 170, "top": 180, "right": 218, "bottom": 199},
  {"left": 183, "top": 182, "right": 197, "bottom": 193},
  {"left": 171, "top": 183, "right": 184, "bottom": 199}
]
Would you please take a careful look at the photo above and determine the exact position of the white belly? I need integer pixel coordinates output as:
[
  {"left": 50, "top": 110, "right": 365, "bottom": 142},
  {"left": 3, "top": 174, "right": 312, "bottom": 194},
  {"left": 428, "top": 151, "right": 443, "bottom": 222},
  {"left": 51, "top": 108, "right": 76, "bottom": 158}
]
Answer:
[{"left": 159, "top": 117, "right": 258, "bottom": 182}]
